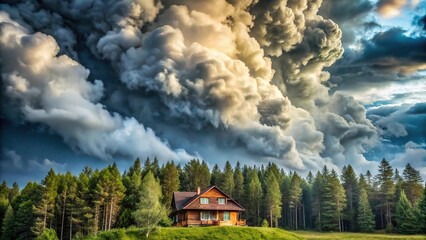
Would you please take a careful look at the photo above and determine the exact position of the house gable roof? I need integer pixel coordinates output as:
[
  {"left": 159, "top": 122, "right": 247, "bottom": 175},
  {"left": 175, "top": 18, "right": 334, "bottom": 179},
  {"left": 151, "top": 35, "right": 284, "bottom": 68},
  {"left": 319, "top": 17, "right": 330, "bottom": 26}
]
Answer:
[
  {"left": 172, "top": 191, "right": 197, "bottom": 210},
  {"left": 171, "top": 185, "right": 245, "bottom": 212}
]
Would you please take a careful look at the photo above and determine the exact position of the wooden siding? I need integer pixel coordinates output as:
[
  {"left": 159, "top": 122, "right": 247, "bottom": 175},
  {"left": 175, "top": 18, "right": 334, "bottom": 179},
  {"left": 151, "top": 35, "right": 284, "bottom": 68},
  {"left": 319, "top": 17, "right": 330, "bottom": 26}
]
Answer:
[{"left": 173, "top": 210, "right": 243, "bottom": 226}]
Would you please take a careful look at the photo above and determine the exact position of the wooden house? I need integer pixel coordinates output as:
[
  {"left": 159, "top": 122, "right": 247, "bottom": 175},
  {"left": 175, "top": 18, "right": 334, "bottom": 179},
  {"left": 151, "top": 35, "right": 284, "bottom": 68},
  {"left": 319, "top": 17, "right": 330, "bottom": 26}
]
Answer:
[{"left": 170, "top": 185, "right": 246, "bottom": 226}]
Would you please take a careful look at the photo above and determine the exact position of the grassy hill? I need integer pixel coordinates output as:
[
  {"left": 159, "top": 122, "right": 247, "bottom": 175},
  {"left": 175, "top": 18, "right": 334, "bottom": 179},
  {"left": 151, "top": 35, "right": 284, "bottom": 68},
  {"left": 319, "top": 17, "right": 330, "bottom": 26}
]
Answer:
[
  {"left": 82, "top": 226, "right": 303, "bottom": 240},
  {"left": 82, "top": 227, "right": 426, "bottom": 240}
]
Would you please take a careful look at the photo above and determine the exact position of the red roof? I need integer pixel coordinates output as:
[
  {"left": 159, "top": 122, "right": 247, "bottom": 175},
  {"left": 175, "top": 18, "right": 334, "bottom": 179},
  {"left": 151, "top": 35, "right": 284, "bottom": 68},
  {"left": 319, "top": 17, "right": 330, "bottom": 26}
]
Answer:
[{"left": 171, "top": 185, "right": 245, "bottom": 212}]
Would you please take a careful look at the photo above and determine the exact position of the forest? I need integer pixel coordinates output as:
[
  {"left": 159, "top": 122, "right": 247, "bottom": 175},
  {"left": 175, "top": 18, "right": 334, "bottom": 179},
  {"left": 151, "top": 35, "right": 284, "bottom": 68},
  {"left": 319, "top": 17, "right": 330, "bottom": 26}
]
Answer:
[{"left": 0, "top": 158, "right": 425, "bottom": 239}]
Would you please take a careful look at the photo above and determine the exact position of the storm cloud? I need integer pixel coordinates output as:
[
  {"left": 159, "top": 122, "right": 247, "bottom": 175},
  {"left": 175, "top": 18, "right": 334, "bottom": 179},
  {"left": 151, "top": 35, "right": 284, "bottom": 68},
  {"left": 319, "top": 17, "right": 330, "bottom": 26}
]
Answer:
[{"left": 1, "top": 0, "right": 378, "bottom": 173}]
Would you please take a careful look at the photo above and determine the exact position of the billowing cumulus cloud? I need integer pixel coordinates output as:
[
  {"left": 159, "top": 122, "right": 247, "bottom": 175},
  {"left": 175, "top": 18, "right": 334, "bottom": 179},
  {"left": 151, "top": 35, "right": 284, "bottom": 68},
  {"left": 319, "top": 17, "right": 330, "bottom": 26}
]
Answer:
[
  {"left": 0, "top": 12, "right": 195, "bottom": 162},
  {"left": 0, "top": 0, "right": 378, "bottom": 173}
]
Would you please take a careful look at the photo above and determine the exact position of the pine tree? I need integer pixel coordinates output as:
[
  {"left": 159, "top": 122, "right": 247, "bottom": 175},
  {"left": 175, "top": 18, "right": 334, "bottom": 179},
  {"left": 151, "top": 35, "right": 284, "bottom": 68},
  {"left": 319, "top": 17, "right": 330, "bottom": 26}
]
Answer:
[
  {"left": 264, "top": 173, "right": 282, "bottom": 228},
  {"left": 357, "top": 188, "right": 374, "bottom": 232},
  {"left": 221, "top": 161, "right": 234, "bottom": 196},
  {"left": 245, "top": 168, "right": 262, "bottom": 226},
  {"left": 321, "top": 169, "right": 346, "bottom": 232},
  {"left": 395, "top": 191, "right": 422, "bottom": 234},
  {"left": 0, "top": 182, "right": 9, "bottom": 237},
  {"left": 93, "top": 164, "right": 125, "bottom": 232},
  {"left": 341, "top": 165, "right": 359, "bottom": 231},
  {"left": 312, "top": 171, "right": 325, "bottom": 231},
  {"left": 56, "top": 173, "right": 74, "bottom": 240},
  {"left": 418, "top": 184, "right": 426, "bottom": 233},
  {"left": 289, "top": 173, "right": 302, "bottom": 229},
  {"left": 1, "top": 205, "right": 14, "bottom": 240},
  {"left": 280, "top": 173, "right": 291, "bottom": 228},
  {"left": 161, "top": 161, "right": 180, "bottom": 206},
  {"left": 33, "top": 169, "right": 58, "bottom": 236},
  {"left": 8, "top": 182, "right": 19, "bottom": 204},
  {"left": 132, "top": 171, "right": 168, "bottom": 237},
  {"left": 210, "top": 164, "right": 222, "bottom": 186},
  {"left": 377, "top": 158, "right": 395, "bottom": 230},
  {"left": 233, "top": 162, "right": 244, "bottom": 203},
  {"left": 74, "top": 169, "right": 93, "bottom": 236},
  {"left": 402, "top": 164, "right": 424, "bottom": 205},
  {"left": 118, "top": 159, "right": 142, "bottom": 227},
  {"left": 301, "top": 177, "right": 314, "bottom": 229}
]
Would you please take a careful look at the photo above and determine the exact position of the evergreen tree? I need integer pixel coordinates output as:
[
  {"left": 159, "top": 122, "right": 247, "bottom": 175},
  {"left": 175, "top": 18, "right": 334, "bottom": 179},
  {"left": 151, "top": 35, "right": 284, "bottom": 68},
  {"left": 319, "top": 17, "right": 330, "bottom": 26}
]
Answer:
[
  {"left": 418, "top": 184, "right": 426, "bottom": 233},
  {"left": 341, "top": 165, "right": 359, "bottom": 231},
  {"left": 220, "top": 161, "right": 234, "bottom": 196},
  {"left": 8, "top": 182, "right": 19, "bottom": 204},
  {"left": 1, "top": 205, "right": 14, "bottom": 240},
  {"left": 0, "top": 183, "right": 9, "bottom": 237},
  {"left": 245, "top": 168, "right": 262, "bottom": 226},
  {"left": 118, "top": 159, "right": 142, "bottom": 227},
  {"left": 264, "top": 174, "right": 282, "bottom": 228},
  {"left": 181, "top": 159, "right": 210, "bottom": 191},
  {"left": 395, "top": 191, "right": 422, "bottom": 234},
  {"left": 210, "top": 164, "right": 222, "bottom": 186},
  {"left": 56, "top": 173, "right": 75, "bottom": 240},
  {"left": 377, "top": 158, "right": 395, "bottom": 230},
  {"left": 161, "top": 161, "right": 180, "bottom": 206},
  {"left": 289, "top": 173, "right": 302, "bottom": 229},
  {"left": 357, "top": 188, "right": 375, "bottom": 232},
  {"left": 312, "top": 171, "right": 325, "bottom": 231},
  {"left": 93, "top": 164, "right": 125, "bottom": 232},
  {"left": 33, "top": 169, "right": 58, "bottom": 235},
  {"left": 233, "top": 162, "right": 244, "bottom": 203},
  {"left": 132, "top": 171, "right": 168, "bottom": 237},
  {"left": 74, "top": 168, "right": 93, "bottom": 236},
  {"left": 402, "top": 164, "right": 424, "bottom": 205},
  {"left": 321, "top": 169, "right": 346, "bottom": 232},
  {"left": 301, "top": 177, "right": 314, "bottom": 229},
  {"left": 10, "top": 182, "right": 41, "bottom": 240},
  {"left": 280, "top": 173, "right": 291, "bottom": 228}
]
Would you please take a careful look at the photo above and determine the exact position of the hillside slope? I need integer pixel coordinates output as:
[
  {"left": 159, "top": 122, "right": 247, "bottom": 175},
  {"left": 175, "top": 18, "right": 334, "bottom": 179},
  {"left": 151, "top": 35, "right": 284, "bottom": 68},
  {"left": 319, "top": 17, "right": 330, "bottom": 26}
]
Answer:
[{"left": 83, "top": 226, "right": 304, "bottom": 240}]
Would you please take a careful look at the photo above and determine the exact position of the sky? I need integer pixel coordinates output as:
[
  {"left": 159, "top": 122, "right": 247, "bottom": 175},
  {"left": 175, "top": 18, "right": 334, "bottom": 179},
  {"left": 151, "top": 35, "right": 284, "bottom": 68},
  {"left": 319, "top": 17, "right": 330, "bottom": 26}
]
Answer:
[{"left": 0, "top": 0, "right": 425, "bottom": 186}]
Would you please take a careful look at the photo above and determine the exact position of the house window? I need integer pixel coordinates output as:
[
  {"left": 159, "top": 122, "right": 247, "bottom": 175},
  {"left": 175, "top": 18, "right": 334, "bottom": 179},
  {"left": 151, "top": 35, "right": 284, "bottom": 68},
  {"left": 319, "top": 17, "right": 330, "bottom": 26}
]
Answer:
[
  {"left": 201, "top": 211, "right": 210, "bottom": 220},
  {"left": 218, "top": 198, "right": 226, "bottom": 204},
  {"left": 200, "top": 197, "right": 209, "bottom": 204},
  {"left": 224, "top": 211, "right": 230, "bottom": 221}
]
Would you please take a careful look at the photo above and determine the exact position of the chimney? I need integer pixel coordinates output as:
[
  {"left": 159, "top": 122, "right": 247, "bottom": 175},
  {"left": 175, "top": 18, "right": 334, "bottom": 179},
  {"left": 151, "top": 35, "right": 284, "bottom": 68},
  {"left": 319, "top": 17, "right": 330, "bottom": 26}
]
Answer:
[{"left": 197, "top": 186, "right": 201, "bottom": 195}]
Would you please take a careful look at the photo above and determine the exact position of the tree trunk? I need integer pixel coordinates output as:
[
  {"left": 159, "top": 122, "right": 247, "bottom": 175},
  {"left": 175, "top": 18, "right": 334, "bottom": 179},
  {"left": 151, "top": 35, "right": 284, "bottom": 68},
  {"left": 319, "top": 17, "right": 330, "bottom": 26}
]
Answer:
[
  {"left": 108, "top": 198, "right": 113, "bottom": 230},
  {"left": 61, "top": 191, "right": 67, "bottom": 240},
  {"left": 70, "top": 212, "right": 73, "bottom": 240},
  {"left": 270, "top": 209, "right": 273, "bottom": 228},
  {"left": 94, "top": 204, "right": 99, "bottom": 236},
  {"left": 295, "top": 204, "right": 298, "bottom": 230},
  {"left": 318, "top": 201, "right": 321, "bottom": 231},
  {"left": 302, "top": 204, "right": 305, "bottom": 229}
]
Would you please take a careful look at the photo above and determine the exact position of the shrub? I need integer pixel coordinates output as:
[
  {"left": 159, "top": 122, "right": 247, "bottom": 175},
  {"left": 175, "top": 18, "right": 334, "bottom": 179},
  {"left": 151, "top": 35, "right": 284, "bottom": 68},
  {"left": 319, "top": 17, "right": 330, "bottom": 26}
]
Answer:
[
  {"left": 36, "top": 228, "right": 59, "bottom": 240},
  {"left": 261, "top": 219, "right": 269, "bottom": 227}
]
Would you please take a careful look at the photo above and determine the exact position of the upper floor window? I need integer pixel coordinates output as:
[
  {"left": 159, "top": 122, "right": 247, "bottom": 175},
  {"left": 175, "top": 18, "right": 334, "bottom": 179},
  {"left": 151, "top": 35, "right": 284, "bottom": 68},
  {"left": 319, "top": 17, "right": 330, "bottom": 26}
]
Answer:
[
  {"left": 200, "top": 197, "right": 209, "bottom": 204},
  {"left": 218, "top": 198, "right": 226, "bottom": 204}
]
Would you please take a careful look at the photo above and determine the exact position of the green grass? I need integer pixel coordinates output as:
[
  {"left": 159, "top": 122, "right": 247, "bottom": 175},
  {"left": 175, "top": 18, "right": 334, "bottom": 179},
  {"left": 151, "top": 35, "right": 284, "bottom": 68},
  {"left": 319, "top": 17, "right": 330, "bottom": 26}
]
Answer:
[
  {"left": 83, "top": 226, "right": 303, "bottom": 240},
  {"left": 82, "top": 228, "right": 426, "bottom": 240},
  {"left": 295, "top": 230, "right": 426, "bottom": 240}
]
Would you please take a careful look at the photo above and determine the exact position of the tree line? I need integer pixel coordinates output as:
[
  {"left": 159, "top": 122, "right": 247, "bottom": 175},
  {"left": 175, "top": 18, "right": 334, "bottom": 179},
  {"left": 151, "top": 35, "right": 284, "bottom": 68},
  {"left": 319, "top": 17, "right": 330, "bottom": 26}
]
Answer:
[{"left": 0, "top": 158, "right": 425, "bottom": 239}]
